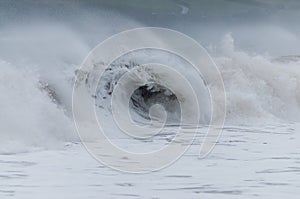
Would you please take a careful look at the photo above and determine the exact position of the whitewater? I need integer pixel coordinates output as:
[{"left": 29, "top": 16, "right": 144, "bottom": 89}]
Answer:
[
  {"left": 1, "top": 2, "right": 300, "bottom": 198},
  {"left": 1, "top": 29, "right": 299, "bottom": 153}
]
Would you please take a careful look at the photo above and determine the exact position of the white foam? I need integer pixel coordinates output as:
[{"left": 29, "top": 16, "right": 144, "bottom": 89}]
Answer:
[
  {"left": 214, "top": 34, "right": 300, "bottom": 124},
  {"left": 0, "top": 60, "right": 76, "bottom": 153},
  {"left": 1, "top": 20, "right": 299, "bottom": 154}
]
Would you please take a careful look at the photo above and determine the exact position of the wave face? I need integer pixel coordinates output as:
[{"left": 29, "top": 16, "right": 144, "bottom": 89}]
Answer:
[
  {"left": 0, "top": 2, "right": 300, "bottom": 153},
  {"left": 92, "top": 49, "right": 211, "bottom": 126}
]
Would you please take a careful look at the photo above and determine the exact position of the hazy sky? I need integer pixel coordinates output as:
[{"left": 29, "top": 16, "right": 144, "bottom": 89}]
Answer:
[{"left": 1, "top": 0, "right": 299, "bottom": 56}]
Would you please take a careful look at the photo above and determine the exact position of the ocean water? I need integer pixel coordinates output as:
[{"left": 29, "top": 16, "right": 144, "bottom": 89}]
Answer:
[
  {"left": 0, "top": 0, "right": 300, "bottom": 198},
  {"left": 1, "top": 123, "right": 299, "bottom": 198}
]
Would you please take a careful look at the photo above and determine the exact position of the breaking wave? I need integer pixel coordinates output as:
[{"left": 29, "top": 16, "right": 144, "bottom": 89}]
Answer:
[{"left": 0, "top": 19, "right": 300, "bottom": 154}]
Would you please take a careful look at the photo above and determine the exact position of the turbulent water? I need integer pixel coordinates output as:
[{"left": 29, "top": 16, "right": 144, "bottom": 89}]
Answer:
[
  {"left": 1, "top": 28, "right": 299, "bottom": 153},
  {"left": 0, "top": 0, "right": 300, "bottom": 198}
]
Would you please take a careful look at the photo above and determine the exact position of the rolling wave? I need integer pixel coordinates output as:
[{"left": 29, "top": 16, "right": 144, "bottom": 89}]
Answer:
[{"left": 0, "top": 7, "right": 300, "bottom": 154}]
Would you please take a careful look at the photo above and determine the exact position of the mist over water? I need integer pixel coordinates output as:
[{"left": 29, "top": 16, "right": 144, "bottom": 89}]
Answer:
[{"left": 0, "top": 0, "right": 300, "bottom": 153}]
